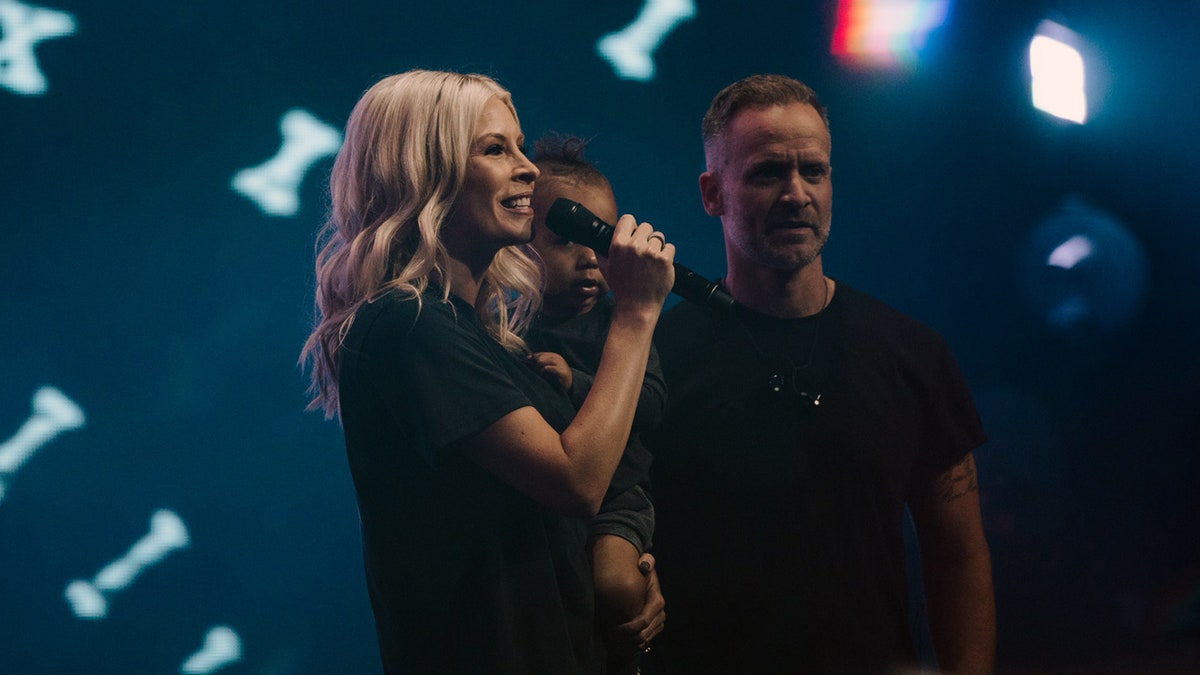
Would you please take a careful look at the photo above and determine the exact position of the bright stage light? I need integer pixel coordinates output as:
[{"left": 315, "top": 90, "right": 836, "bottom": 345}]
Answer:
[
  {"left": 1018, "top": 196, "right": 1147, "bottom": 333},
  {"left": 831, "top": 0, "right": 951, "bottom": 67},
  {"left": 1029, "top": 20, "right": 1088, "bottom": 124}
]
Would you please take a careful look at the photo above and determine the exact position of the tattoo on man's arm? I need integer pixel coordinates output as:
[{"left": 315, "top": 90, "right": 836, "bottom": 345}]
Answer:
[{"left": 935, "top": 454, "right": 979, "bottom": 503}]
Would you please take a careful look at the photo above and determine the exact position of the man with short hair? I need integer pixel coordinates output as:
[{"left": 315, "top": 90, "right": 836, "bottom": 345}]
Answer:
[{"left": 645, "top": 74, "right": 996, "bottom": 674}]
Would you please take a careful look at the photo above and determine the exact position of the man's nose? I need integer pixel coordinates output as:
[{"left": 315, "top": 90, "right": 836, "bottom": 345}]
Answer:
[{"left": 779, "top": 171, "right": 813, "bottom": 207}]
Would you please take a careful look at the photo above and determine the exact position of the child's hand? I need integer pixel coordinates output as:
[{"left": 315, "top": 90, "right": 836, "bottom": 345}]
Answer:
[{"left": 525, "top": 351, "right": 573, "bottom": 393}]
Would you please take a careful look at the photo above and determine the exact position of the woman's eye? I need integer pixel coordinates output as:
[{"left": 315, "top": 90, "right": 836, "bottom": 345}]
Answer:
[{"left": 484, "top": 144, "right": 505, "bottom": 155}]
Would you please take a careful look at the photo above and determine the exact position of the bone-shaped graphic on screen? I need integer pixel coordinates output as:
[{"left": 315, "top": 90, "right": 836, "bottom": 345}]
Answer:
[
  {"left": 64, "top": 509, "right": 190, "bottom": 619},
  {"left": 597, "top": 0, "right": 695, "bottom": 81},
  {"left": 0, "top": 386, "right": 85, "bottom": 504},
  {"left": 231, "top": 108, "right": 343, "bottom": 217},
  {"left": 0, "top": 0, "right": 76, "bottom": 96},
  {"left": 181, "top": 625, "right": 242, "bottom": 674}
]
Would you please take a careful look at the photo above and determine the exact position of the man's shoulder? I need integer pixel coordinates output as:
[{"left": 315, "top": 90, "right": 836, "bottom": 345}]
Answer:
[
  {"left": 834, "top": 282, "right": 954, "bottom": 363},
  {"left": 836, "top": 282, "right": 935, "bottom": 333},
  {"left": 656, "top": 300, "right": 718, "bottom": 347}
]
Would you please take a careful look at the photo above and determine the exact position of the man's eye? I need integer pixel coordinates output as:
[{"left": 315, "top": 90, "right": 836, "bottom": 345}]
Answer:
[
  {"left": 803, "top": 165, "right": 829, "bottom": 180},
  {"left": 750, "top": 166, "right": 783, "bottom": 182}
]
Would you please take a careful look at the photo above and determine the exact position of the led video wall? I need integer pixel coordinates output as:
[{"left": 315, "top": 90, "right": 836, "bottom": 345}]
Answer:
[{"left": 2, "top": 1, "right": 1197, "bottom": 672}]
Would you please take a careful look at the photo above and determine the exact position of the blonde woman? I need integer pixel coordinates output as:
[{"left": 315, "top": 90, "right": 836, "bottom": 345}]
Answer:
[{"left": 301, "top": 70, "right": 672, "bottom": 673}]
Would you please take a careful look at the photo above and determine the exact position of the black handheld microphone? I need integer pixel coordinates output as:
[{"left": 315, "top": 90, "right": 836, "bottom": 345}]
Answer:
[{"left": 545, "top": 198, "right": 736, "bottom": 314}]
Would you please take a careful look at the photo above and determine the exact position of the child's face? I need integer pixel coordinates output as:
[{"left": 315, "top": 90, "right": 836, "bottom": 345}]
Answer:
[{"left": 531, "top": 177, "right": 618, "bottom": 318}]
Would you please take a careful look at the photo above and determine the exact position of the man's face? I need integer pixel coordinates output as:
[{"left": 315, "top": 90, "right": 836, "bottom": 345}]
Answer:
[{"left": 700, "top": 102, "right": 832, "bottom": 273}]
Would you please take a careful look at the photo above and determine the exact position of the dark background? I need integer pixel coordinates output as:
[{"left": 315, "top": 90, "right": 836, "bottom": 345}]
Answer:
[{"left": 2, "top": 1, "right": 1196, "bottom": 672}]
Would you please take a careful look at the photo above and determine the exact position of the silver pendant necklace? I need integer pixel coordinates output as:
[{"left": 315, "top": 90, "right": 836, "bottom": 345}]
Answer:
[{"left": 737, "top": 277, "right": 830, "bottom": 408}]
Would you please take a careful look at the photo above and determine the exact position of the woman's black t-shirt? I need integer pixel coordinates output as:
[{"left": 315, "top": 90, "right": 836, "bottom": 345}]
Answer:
[{"left": 338, "top": 287, "right": 599, "bottom": 674}]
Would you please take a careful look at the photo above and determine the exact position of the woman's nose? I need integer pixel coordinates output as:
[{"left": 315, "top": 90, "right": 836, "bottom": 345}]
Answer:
[{"left": 515, "top": 152, "right": 539, "bottom": 184}]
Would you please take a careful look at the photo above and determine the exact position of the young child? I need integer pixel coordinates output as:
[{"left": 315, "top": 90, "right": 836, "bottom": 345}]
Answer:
[{"left": 525, "top": 133, "right": 664, "bottom": 674}]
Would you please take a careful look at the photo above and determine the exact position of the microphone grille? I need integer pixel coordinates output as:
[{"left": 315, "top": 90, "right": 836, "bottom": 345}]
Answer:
[{"left": 545, "top": 198, "right": 613, "bottom": 255}]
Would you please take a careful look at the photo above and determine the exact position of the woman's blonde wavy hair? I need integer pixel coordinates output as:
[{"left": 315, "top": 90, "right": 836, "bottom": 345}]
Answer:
[{"left": 300, "top": 70, "right": 542, "bottom": 419}]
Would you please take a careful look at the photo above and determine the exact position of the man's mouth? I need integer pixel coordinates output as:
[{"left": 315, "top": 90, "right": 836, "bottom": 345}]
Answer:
[
  {"left": 767, "top": 220, "right": 820, "bottom": 238},
  {"left": 770, "top": 219, "right": 815, "bottom": 230}
]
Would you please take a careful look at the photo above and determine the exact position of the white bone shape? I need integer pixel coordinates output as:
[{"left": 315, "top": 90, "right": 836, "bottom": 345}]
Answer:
[
  {"left": 181, "top": 625, "right": 242, "bottom": 674},
  {"left": 0, "top": 0, "right": 77, "bottom": 96},
  {"left": 64, "top": 509, "right": 190, "bottom": 619},
  {"left": 0, "top": 386, "right": 85, "bottom": 503},
  {"left": 232, "top": 108, "right": 343, "bottom": 217},
  {"left": 597, "top": 0, "right": 696, "bottom": 81}
]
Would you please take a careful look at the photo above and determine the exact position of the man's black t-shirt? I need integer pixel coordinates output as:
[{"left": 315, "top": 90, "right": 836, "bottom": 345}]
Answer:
[{"left": 644, "top": 282, "right": 986, "bottom": 674}]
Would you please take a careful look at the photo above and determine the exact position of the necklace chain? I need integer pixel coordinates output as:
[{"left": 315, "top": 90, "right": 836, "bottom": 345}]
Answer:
[{"left": 735, "top": 277, "right": 829, "bottom": 406}]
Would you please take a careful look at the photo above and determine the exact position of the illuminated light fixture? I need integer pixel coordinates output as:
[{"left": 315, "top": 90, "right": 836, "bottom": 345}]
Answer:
[
  {"left": 1046, "top": 235, "right": 1094, "bottom": 270},
  {"left": 830, "top": 0, "right": 951, "bottom": 67},
  {"left": 1018, "top": 196, "right": 1148, "bottom": 332},
  {"left": 1029, "top": 20, "right": 1088, "bottom": 123}
]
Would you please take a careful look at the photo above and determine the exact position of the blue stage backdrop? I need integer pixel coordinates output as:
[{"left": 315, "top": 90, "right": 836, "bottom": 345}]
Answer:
[{"left": 2, "top": 1, "right": 1197, "bottom": 672}]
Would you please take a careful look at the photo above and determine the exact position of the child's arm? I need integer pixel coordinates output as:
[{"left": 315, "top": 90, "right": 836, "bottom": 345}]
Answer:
[
  {"left": 593, "top": 535, "right": 665, "bottom": 673},
  {"left": 591, "top": 484, "right": 661, "bottom": 670},
  {"left": 611, "top": 552, "right": 666, "bottom": 656},
  {"left": 593, "top": 534, "right": 648, "bottom": 625}
]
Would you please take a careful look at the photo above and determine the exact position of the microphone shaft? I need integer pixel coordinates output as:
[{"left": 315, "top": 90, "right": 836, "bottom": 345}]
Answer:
[{"left": 545, "top": 198, "right": 735, "bottom": 313}]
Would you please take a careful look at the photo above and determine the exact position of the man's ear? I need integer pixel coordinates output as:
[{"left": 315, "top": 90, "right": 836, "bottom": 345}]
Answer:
[{"left": 699, "top": 171, "right": 723, "bottom": 217}]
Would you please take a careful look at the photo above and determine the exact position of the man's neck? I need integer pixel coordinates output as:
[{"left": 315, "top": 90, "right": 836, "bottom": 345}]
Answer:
[{"left": 725, "top": 260, "right": 831, "bottom": 318}]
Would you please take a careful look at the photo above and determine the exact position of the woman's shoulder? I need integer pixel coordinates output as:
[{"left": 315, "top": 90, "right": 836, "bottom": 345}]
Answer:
[
  {"left": 348, "top": 286, "right": 466, "bottom": 345},
  {"left": 356, "top": 287, "right": 419, "bottom": 328}
]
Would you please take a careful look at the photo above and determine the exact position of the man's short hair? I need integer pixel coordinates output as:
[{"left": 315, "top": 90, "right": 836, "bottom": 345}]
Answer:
[{"left": 702, "top": 74, "right": 830, "bottom": 148}]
